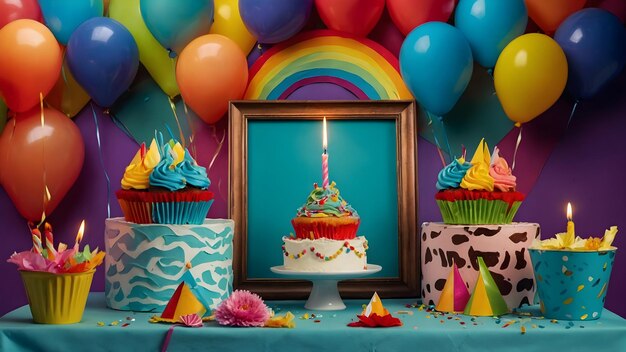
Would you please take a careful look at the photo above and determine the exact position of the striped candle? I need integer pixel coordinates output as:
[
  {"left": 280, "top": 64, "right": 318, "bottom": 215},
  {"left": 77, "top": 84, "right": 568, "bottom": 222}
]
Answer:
[
  {"left": 322, "top": 117, "right": 329, "bottom": 189},
  {"left": 31, "top": 229, "right": 43, "bottom": 255},
  {"left": 44, "top": 223, "right": 56, "bottom": 257}
]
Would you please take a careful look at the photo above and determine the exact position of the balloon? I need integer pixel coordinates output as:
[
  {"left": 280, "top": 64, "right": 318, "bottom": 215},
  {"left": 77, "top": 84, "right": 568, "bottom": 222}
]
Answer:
[
  {"left": 387, "top": 0, "right": 456, "bottom": 36},
  {"left": 525, "top": 0, "right": 585, "bottom": 35},
  {"left": 209, "top": 0, "right": 256, "bottom": 54},
  {"left": 555, "top": 8, "right": 626, "bottom": 100},
  {"left": 315, "top": 0, "right": 385, "bottom": 37},
  {"left": 176, "top": 34, "right": 248, "bottom": 124},
  {"left": 140, "top": 0, "right": 214, "bottom": 56},
  {"left": 38, "top": 0, "right": 103, "bottom": 45},
  {"left": 0, "top": 99, "right": 6, "bottom": 134},
  {"left": 494, "top": 33, "right": 568, "bottom": 124},
  {"left": 399, "top": 22, "right": 473, "bottom": 116},
  {"left": 239, "top": 0, "right": 313, "bottom": 43},
  {"left": 0, "top": 19, "right": 62, "bottom": 112},
  {"left": 109, "top": 0, "right": 179, "bottom": 98},
  {"left": 66, "top": 17, "right": 139, "bottom": 108},
  {"left": 0, "top": 0, "right": 42, "bottom": 29},
  {"left": 455, "top": 0, "right": 527, "bottom": 68},
  {"left": 0, "top": 107, "right": 84, "bottom": 221},
  {"left": 45, "top": 56, "right": 91, "bottom": 118}
]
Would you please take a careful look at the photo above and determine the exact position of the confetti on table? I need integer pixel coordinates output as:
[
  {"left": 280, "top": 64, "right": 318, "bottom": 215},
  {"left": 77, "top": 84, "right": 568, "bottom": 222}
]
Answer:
[
  {"left": 521, "top": 326, "right": 526, "bottom": 335},
  {"left": 97, "top": 322, "right": 105, "bottom": 327}
]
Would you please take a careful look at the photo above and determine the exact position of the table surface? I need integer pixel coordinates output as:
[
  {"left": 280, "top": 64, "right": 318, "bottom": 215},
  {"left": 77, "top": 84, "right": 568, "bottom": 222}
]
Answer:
[{"left": 1, "top": 293, "right": 626, "bottom": 352}]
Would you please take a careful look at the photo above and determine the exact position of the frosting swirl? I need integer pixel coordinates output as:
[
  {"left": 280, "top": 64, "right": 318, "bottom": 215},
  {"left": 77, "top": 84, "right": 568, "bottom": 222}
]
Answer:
[
  {"left": 296, "top": 182, "right": 358, "bottom": 218},
  {"left": 149, "top": 144, "right": 186, "bottom": 191},
  {"left": 436, "top": 157, "right": 472, "bottom": 190},
  {"left": 121, "top": 140, "right": 161, "bottom": 190},
  {"left": 460, "top": 139, "right": 494, "bottom": 191},
  {"left": 489, "top": 147, "right": 516, "bottom": 192},
  {"left": 178, "top": 148, "right": 210, "bottom": 189}
]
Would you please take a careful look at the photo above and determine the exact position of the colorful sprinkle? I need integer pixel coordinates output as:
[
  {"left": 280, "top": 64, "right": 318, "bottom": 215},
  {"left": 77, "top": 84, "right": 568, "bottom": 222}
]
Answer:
[
  {"left": 521, "top": 326, "right": 526, "bottom": 335},
  {"left": 563, "top": 297, "right": 573, "bottom": 305},
  {"left": 580, "top": 314, "right": 588, "bottom": 320},
  {"left": 577, "top": 285, "right": 585, "bottom": 292},
  {"left": 97, "top": 322, "right": 105, "bottom": 327}
]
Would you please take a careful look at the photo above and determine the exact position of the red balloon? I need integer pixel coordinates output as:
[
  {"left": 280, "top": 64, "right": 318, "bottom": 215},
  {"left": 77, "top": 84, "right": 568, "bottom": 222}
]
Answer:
[
  {"left": 315, "top": 0, "right": 385, "bottom": 37},
  {"left": 0, "top": 19, "right": 62, "bottom": 112},
  {"left": 525, "top": 0, "right": 586, "bottom": 35},
  {"left": 0, "top": 0, "right": 42, "bottom": 29},
  {"left": 386, "top": 0, "right": 456, "bottom": 36},
  {"left": 0, "top": 107, "right": 84, "bottom": 221}
]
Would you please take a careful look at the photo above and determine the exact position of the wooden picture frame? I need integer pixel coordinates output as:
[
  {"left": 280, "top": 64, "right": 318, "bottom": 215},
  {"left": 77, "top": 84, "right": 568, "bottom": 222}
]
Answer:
[{"left": 229, "top": 100, "right": 418, "bottom": 299}]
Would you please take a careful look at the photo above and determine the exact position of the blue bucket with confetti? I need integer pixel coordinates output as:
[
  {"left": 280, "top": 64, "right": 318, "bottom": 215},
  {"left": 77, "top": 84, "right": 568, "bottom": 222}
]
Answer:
[{"left": 529, "top": 248, "right": 616, "bottom": 320}]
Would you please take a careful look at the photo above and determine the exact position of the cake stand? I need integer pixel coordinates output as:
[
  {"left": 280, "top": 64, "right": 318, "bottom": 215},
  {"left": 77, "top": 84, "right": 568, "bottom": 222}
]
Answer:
[{"left": 270, "top": 264, "right": 382, "bottom": 311}]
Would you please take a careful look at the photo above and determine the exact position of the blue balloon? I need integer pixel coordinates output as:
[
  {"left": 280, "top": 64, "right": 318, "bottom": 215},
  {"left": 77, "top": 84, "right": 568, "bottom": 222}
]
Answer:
[
  {"left": 455, "top": 0, "right": 527, "bottom": 68},
  {"left": 38, "top": 0, "right": 103, "bottom": 45},
  {"left": 66, "top": 17, "right": 140, "bottom": 107},
  {"left": 140, "top": 0, "right": 214, "bottom": 56},
  {"left": 555, "top": 8, "right": 626, "bottom": 100},
  {"left": 239, "top": 0, "right": 313, "bottom": 44},
  {"left": 400, "top": 22, "right": 474, "bottom": 116}
]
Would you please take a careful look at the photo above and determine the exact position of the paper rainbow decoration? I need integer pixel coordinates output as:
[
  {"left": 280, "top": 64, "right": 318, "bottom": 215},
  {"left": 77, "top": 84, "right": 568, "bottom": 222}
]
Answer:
[
  {"left": 245, "top": 30, "right": 412, "bottom": 100},
  {"left": 464, "top": 257, "right": 509, "bottom": 316},
  {"left": 150, "top": 272, "right": 210, "bottom": 323},
  {"left": 436, "top": 264, "right": 470, "bottom": 313}
]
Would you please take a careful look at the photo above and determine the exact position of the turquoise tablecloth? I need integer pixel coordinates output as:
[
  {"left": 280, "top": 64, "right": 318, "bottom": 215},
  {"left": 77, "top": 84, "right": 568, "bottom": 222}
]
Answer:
[{"left": 1, "top": 293, "right": 626, "bottom": 352}]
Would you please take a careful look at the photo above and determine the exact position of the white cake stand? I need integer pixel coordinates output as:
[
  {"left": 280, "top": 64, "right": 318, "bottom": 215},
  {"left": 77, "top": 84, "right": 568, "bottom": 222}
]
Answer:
[{"left": 270, "top": 264, "right": 382, "bottom": 311}]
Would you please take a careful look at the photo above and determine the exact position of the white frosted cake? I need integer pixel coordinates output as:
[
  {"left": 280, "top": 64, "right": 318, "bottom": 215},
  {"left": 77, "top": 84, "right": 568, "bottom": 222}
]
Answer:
[
  {"left": 282, "top": 236, "right": 368, "bottom": 272},
  {"left": 105, "top": 218, "right": 234, "bottom": 312}
]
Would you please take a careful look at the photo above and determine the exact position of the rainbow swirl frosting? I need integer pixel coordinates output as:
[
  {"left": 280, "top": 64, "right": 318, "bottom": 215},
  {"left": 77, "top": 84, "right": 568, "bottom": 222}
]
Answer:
[
  {"left": 436, "top": 157, "right": 472, "bottom": 190},
  {"left": 296, "top": 181, "right": 358, "bottom": 218},
  {"left": 490, "top": 147, "right": 516, "bottom": 192},
  {"left": 460, "top": 139, "right": 494, "bottom": 191}
]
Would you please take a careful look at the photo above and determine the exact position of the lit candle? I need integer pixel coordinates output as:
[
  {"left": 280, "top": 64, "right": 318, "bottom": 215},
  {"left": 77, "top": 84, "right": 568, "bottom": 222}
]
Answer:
[
  {"left": 44, "top": 223, "right": 56, "bottom": 258},
  {"left": 321, "top": 117, "right": 329, "bottom": 189},
  {"left": 74, "top": 220, "right": 85, "bottom": 251},
  {"left": 31, "top": 228, "right": 43, "bottom": 255},
  {"left": 565, "top": 202, "right": 575, "bottom": 244}
]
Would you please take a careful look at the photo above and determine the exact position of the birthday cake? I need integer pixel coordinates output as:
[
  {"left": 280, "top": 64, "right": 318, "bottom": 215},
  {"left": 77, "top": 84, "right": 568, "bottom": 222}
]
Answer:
[
  {"left": 422, "top": 140, "right": 539, "bottom": 309},
  {"left": 282, "top": 182, "right": 368, "bottom": 272}
]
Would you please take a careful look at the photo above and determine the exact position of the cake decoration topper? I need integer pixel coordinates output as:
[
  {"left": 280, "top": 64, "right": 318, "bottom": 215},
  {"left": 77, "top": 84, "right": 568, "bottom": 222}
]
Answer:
[
  {"left": 436, "top": 264, "right": 470, "bottom": 313},
  {"left": 347, "top": 292, "right": 402, "bottom": 328},
  {"left": 464, "top": 257, "right": 509, "bottom": 316}
]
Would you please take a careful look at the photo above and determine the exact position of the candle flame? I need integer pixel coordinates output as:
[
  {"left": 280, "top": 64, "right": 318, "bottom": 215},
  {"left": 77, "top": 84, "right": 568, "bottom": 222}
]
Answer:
[
  {"left": 567, "top": 202, "right": 572, "bottom": 221},
  {"left": 322, "top": 117, "right": 327, "bottom": 152},
  {"left": 75, "top": 220, "right": 85, "bottom": 244}
]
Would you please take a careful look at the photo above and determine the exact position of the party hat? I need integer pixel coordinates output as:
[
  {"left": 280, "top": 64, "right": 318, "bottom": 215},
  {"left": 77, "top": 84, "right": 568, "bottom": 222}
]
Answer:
[
  {"left": 436, "top": 264, "right": 470, "bottom": 313},
  {"left": 362, "top": 292, "right": 389, "bottom": 317},
  {"left": 464, "top": 257, "right": 509, "bottom": 316},
  {"left": 150, "top": 271, "right": 211, "bottom": 323}
]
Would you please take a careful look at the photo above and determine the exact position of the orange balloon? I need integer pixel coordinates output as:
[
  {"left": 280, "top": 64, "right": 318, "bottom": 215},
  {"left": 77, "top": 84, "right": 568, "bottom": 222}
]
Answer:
[
  {"left": 0, "top": 107, "right": 84, "bottom": 221},
  {"left": 525, "top": 0, "right": 586, "bottom": 35},
  {"left": 0, "top": 19, "right": 62, "bottom": 112},
  {"left": 176, "top": 34, "right": 248, "bottom": 124}
]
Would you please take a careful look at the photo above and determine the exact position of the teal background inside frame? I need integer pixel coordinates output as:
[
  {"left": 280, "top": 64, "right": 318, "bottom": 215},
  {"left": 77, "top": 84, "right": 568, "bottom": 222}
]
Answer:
[{"left": 247, "top": 119, "right": 399, "bottom": 278}]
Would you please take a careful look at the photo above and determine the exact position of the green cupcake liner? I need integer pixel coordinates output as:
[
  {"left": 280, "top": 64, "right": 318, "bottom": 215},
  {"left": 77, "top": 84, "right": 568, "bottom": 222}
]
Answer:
[{"left": 436, "top": 199, "right": 522, "bottom": 225}]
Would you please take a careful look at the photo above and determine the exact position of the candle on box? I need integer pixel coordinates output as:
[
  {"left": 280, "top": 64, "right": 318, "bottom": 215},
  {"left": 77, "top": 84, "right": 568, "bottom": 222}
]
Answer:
[
  {"left": 44, "top": 223, "right": 56, "bottom": 258},
  {"left": 321, "top": 117, "right": 329, "bottom": 189},
  {"left": 565, "top": 202, "right": 575, "bottom": 245},
  {"left": 74, "top": 220, "right": 85, "bottom": 252},
  {"left": 31, "top": 228, "right": 42, "bottom": 255}
]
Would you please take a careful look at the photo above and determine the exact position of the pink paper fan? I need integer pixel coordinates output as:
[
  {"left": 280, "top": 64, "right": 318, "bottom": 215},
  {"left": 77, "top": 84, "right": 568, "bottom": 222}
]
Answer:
[{"left": 179, "top": 314, "right": 203, "bottom": 327}]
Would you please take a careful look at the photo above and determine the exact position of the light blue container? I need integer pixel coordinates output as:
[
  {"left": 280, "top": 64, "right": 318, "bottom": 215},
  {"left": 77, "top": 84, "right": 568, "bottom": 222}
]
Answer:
[{"left": 529, "top": 248, "right": 616, "bottom": 320}]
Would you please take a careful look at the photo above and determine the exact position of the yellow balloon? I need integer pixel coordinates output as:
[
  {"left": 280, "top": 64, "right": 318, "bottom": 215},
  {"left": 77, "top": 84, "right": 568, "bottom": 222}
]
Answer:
[
  {"left": 209, "top": 0, "right": 257, "bottom": 55},
  {"left": 45, "top": 58, "right": 90, "bottom": 118},
  {"left": 494, "top": 33, "right": 568, "bottom": 124},
  {"left": 109, "top": 0, "right": 179, "bottom": 98}
]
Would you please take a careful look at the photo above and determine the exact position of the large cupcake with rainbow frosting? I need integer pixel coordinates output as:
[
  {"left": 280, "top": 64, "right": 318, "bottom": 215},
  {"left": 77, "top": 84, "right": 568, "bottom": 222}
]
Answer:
[
  {"left": 435, "top": 139, "right": 524, "bottom": 224},
  {"left": 115, "top": 136, "right": 213, "bottom": 225},
  {"left": 291, "top": 181, "right": 360, "bottom": 240}
]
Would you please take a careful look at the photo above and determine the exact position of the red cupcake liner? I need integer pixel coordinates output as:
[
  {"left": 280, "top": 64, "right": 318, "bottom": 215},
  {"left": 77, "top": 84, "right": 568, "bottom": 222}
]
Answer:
[
  {"left": 291, "top": 218, "right": 360, "bottom": 240},
  {"left": 115, "top": 189, "right": 214, "bottom": 224}
]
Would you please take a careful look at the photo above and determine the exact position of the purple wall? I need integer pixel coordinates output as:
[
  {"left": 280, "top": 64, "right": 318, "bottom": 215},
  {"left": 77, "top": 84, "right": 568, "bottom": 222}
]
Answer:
[{"left": 1, "top": 75, "right": 625, "bottom": 317}]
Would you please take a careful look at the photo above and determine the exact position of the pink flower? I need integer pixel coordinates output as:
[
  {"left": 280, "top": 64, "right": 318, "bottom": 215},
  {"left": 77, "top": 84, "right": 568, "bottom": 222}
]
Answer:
[{"left": 215, "top": 290, "right": 270, "bottom": 327}]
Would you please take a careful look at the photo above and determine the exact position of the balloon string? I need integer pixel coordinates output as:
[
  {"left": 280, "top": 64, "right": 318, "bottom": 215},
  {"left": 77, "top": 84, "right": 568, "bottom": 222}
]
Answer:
[
  {"left": 90, "top": 103, "right": 111, "bottom": 218},
  {"left": 167, "top": 97, "right": 186, "bottom": 148},
  {"left": 426, "top": 112, "right": 447, "bottom": 167},
  {"left": 39, "top": 93, "right": 49, "bottom": 227},
  {"left": 567, "top": 100, "right": 579, "bottom": 128},
  {"left": 181, "top": 100, "right": 197, "bottom": 159},
  {"left": 208, "top": 125, "right": 226, "bottom": 171},
  {"left": 512, "top": 124, "right": 523, "bottom": 171}
]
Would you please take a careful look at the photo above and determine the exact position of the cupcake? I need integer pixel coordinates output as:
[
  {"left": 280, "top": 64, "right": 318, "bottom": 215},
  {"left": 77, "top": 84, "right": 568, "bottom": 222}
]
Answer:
[
  {"left": 115, "top": 137, "right": 214, "bottom": 225},
  {"left": 435, "top": 139, "right": 524, "bottom": 224},
  {"left": 291, "top": 181, "right": 360, "bottom": 240}
]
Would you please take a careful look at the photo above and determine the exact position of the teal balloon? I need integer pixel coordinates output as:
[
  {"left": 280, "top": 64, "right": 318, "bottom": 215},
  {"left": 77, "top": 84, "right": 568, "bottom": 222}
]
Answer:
[
  {"left": 140, "top": 0, "right": 214, "bottom": 56},
  {"left": 400, "top": 22, "right": 473, "bottom": 116},
  {"left": 38, "top": 0, "right": 103, "bottom": 45},
  {"left": 455, "top": 0, "right": 527, "bottom": 68},
  {"left": 0, "top": 98, "right": 7, "bottom": 135}
]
